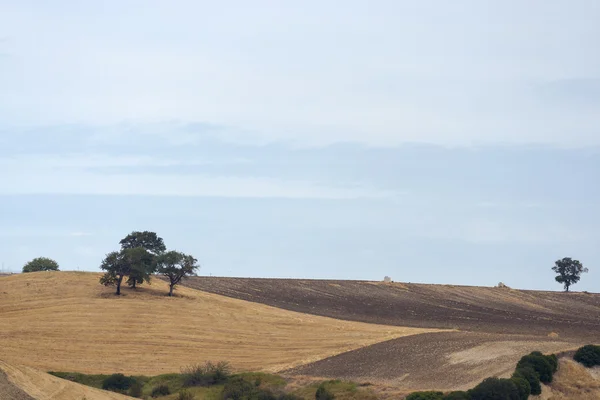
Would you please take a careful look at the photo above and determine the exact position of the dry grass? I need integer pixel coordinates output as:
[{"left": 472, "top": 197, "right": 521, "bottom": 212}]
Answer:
[
  {"left": 0, "top": 272, "right": 440, "bottom": 376},
  {"left": 539, "top": 358, "right": 600, "bottom": 400},
  {"left": 0, "top": 360, "right": 132, "bottom": 400}
]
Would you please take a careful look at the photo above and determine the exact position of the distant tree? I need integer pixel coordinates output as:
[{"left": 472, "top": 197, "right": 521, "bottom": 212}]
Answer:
[
  {"left": 22, "top": 257, "right": 60, "bottom": 273},
  {"left": 552, "top": 257, "right": 588, "bottom": 292},
  {"left": 155, "top": 251, "right": 199, "bottom": 296},
  {"left": 125, "top": 247, "right": 155, "bottom": 289},
  {"left": 120, "top": 231, "right": 165, "bottom": 288},
  {"left": 120, "top": 231, "right": 166, "bottom": 255},
  {"left": 99, "top": 248, "right": 150, "bottom": 295}
]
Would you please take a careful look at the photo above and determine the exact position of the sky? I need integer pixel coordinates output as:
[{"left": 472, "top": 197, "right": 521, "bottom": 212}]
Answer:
[{"left": 0, "top": 1, "right": 598, "bottom": 291}]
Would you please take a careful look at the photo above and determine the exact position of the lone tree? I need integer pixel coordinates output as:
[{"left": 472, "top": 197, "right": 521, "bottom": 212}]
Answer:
[
  {"left": 552, "top": 257, "right": 588, "bottom": 292},
  {"left": 156, "top": 251, "right": 199, "bottom": 296},
  {"left": 119, "top": 231, "right": 166, "bottom": 288},
  {"left": 22, "top": 257, "right": 60, "bottom": 273},
  {"left": 99, "top": 248, "right": 150, "bottom": 295}
]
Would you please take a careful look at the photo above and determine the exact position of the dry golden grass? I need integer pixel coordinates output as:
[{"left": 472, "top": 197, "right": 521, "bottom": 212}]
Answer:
[
  {"left": 0, "top": 360, "right": 132, "bottom": 400},
  {"left": 540, "top": 358, "right": 600, "bottom": 400},
  {"left": 0, "top": 272, "right": 441, "bottom": 376}
]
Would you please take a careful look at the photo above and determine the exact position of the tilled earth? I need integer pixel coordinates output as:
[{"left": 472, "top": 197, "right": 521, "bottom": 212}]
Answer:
[
  {"left": 182, "top": 277, "right": 600, "bottom": 389},
  {"left": 182, "top": 277, "right": 600, "bottom": 339}
]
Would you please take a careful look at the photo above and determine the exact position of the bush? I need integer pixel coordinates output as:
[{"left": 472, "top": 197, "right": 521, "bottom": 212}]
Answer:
[
  {"left": 406, "top": 392, "right": 444, "bottom": 400},
  {"left": 152, "top": 384, "right": 171, "bottom": 397},
  {"left": 469, "top": 377, "right": 519, "bottom": 400},
  {"left": 101, "top": 373, "right": 135, "bottom": 392},
  {"left": 177, "top": 390, "right": 196, "bottom": 400},
  {"left": 182, "top": 361, "right": 231, "bottom": 387},
  {"left": 223, "top": 376, "right": 260, "bottom": 400},
  {"left": 128, "top": 381, "right": 143, "bottom": 398},
  {"left": 574, "top": 345, "right": 600, "bottom": 368},
  {"left": 510, "top": 377, "right": 530, "bottom": 400},
  {"left": 513, "top": 366, "right": 541, "bottom": 396},
  {"left": 22, "top": 257, "right": 60, "bottom": 273},
  {"left": 529, "top": 351, "right": 558, "bottom": 373},
  {"left": 517, "top": 353, "right": 553, "bottom": 383},
  {"left": 443, "top": 392, "right": 471, "bottom": 400},
  {"left": 315, "top": 384, "right": 335, "bottom": 400}
]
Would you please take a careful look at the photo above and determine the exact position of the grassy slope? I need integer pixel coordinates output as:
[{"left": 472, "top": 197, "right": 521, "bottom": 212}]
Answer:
[{"left": 0, "top": 272, "right": 438, "bottom": 376}]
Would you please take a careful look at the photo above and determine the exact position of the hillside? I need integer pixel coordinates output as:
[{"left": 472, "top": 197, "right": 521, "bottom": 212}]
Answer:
[
  {"left": 0, "top": 272, "right": 434, "bottom": 376},
  {"left": 0, "top": 360, "right": 131, "bottom": 400},
  {"left": 182, "top": 277, "right": 600, "bottom": 339},
  {"left": 182, "top": 277, "right": 599, "bottom": 390}
]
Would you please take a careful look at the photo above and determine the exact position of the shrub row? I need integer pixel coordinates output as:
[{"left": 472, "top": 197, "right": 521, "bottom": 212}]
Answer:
[{"left": 405, "top": 350, "right": 559, "bottom": 400}]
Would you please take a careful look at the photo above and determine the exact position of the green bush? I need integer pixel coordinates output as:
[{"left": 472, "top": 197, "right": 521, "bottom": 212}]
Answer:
[
  {"left": 513, "top": 366, "right": 541, "bottom": 396},
  {"left": 406, "top": 392, "right": 444, "bottom": 400},
  {"left": 315, "top": 384, "right": 335, "bottom": 400},
  {"left": 223, "top": 376, "right": 261, "bottom": 400},
  {"left": 22, "top": 257, "right": 60, "bottom": 273},
  {"left": 151, "top": 384, "right": 171, "bottom": 397},
  {"left": 529, "top": 351, "right": 558, "bottom": 373},
  {"left": 574, "top": 345, "right": 600, "bottom": 368},
  {"left": 443, "top": 392, "right": 471, "bottom": 400},
  {"left": 516, "top": 353, "right": 553, "bottom": 383},
  {"left": 177, "top": 390, "right": 196, "bottom": 400},
  {"left": 182, "top": 361, "right": 231, "bottom": 387},
  {"left": 469, "top": 377, "right": 519, "bottom": 400},
  {"left": 101, "top": 373, "right": 135, "bottom": 392},
  {"left": 128, "top": 380, "right": 143, "bottom": 398},
  {"left": 510, "top": 377, "right": 530, "bottom": 400}
]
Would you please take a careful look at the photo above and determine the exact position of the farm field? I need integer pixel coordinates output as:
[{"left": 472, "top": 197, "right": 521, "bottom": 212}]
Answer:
[
  {"left": 1, "top": 272, "right": 599, "bottom": 398},
  {"left": 0, "top": 272, "right": 435, "bottom": 376}
]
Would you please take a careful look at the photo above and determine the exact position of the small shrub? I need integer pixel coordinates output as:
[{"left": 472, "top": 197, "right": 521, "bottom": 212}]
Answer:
[
  {"left": 128, "top": 381, "right": 143, "bottom": 398},
  {"left": 182, "top": 361, "right": 231, "bottom": 387},
  {"left": 223, "top": 376, "right": 259, "bottom": 400},
  {"left": 574, "top": 345, "right": 600, "bottom": 368},
  {"left": 152, "top": 384, "right": 171, "bottom": 397},
  {"left": 510, "top": 377, "right": 530, "bottom": 400},
  {"left": 469, "top": 377, "right": 518, "bottom": 400},
  {"left": 513, "top": 366, "right": 541, "bottom": 396},
  {"left": 102, "top": 373, "right": 134, "bottom": 393},
  {"left": 315, "top": 384, "right": 335, "bottom": 400},
  {"left": 517, "top": 353, "right": 553, "bottom": 383},
  {"left": 443, "top": 392, "right": 470, "bottom": 400},
  {"left": 406, "top": 392, "right": 444, "bottom": 400},
  {"left": 546, "top": 354, "right": 558, "bottom": 373},
  {"left": 177, "top": 390, "right": 196, "bottom": 400}
]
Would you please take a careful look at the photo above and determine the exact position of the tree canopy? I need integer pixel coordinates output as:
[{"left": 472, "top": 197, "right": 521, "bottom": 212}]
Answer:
[
  {"left": 22, "top": 257, "right": 60, "bottom": 273},
  {"left": 99, "top": 249, "right": 147, "bottom": 295},
  {"left": 156, "top": 251, "right": 200, "bottom": 296},
  {"left": 119, "top": 231, "right": 166, "bottom": 255},
  {"left": 552, "top": 257, "right": 588, "bottom": 292}
]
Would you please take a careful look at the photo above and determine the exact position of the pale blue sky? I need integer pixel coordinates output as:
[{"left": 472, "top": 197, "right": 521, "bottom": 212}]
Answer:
[{"left": 0, "top": 1, "right": 598, "bottom": 291}]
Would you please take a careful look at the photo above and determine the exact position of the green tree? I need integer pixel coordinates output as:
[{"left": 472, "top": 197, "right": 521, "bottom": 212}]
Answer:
[
  {"left": 125, "top": 247, "right": 155, "bottom": 289},
  {"left": 156, "top": 251, "right": 200, "bottom": 296},
  {"left": 120, "top": 231, "right": 166, "bottom": 255},
  {"left": 119, "top": 231, "right": 166, "bottom": 288},
  {"left": 22, "top": 257, "right": 60, "bottom": 273},
  {"left": 552, "top": 257, "right": 588, "bottom": 292},
  {"left": 99, "top": 249, "right": 147, "bottom": 295}
]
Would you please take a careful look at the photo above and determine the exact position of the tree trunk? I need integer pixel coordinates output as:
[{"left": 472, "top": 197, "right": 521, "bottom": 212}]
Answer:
[
  {"left": 565, "top": 285, "right": 570, "bottom": 292},
  {"left": 116, "top": 275, "right": 123, "bottom": 295},
  {"left": 131, "top": 280, "right": 137, "bottom": 289},
  {"left": 169, "top": 284, "right": 174, "bottom": 297}
]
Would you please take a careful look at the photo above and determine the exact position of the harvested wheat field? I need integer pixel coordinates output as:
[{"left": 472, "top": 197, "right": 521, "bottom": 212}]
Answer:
[
  {"left": 0, "top": 272, "right": 438, "bottom": 376},
  {"left": 0, "top": 360, "right": 131, "bottom": 400},
  {"left": 540, "top": 358, "right": 600, "bottom": 399}
]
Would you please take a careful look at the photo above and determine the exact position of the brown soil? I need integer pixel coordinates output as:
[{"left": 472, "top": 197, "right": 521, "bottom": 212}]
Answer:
[
  {"left": 182, "top": 277, "right": 600, "bottom": 340},
  {"left": 0, "top": 368, "right": 34, "bottom": 400}
]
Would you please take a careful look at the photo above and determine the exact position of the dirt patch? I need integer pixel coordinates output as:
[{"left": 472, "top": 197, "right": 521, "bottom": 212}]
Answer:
[
  {"left": 181, "top": 277, "right": 600, "bottom": 340},
  {"left": 284, "top": 332, "right": 580, "bottom": 391}
]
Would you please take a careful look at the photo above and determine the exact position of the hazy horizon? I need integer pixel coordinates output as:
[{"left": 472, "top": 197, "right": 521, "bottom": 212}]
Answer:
[{"left": 1, "top": 1, "right": 598, "bottom": 291}]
